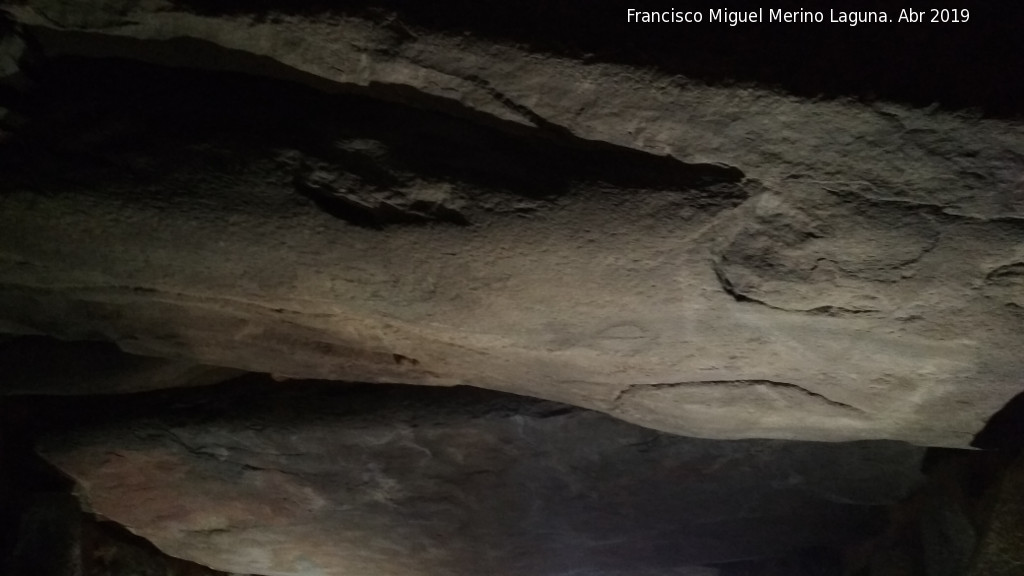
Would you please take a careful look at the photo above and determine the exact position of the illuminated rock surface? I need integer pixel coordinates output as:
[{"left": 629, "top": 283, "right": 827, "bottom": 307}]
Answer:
[
  {"left": 1, "top": 0, "right": 1022, "bottom": 448},
  {"left": 39, "top": 380, "right": 923, "bottom": 576},
  {"left": 1, "top": 1, "right": 1023, "bottom": 574}
]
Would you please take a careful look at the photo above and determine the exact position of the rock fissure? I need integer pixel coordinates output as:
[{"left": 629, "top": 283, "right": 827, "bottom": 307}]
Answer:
[
  {"left": 461, "top": 72, "right": 565, "bottom": 135},
  {"left": 14, "top": 21, "right": 749, "bottom": 204},
  {"left": 711, "top": 261, "right": 883, "bottom": 316},
  {"left": 986, "top": 262, "right": 1024, "bottom": 283},
  {"left": 819, "top": 184, "right": 1024, "bottom": 224},
  {"left": 160, "top": 428, "right": 305, "bottom": 478},
  {"left": 612, "top": 380, "right": 864, "bottom": 414}
]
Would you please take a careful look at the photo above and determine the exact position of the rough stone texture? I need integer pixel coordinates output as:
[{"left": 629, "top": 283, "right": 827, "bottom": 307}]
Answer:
[
  {"left": 0, "top": 0, "right": 1022, "bottom": 447},
  {"left": 40, "top": 381, "right": 924, "bottom": 576}
]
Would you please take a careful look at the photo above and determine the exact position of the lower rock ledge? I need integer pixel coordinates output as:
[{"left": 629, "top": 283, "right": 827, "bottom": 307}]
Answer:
[{"left": 5, "top": 377, "right": 925, "bottom": 576}]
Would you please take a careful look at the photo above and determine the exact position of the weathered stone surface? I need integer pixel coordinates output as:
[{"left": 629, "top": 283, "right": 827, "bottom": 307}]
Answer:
[
  {"left": 1, "top": 5, "right": 1018, "bottom": 574},
  {"left": 0, "top": 0, "right": 1022, "bottom": 447},
  {"left": 40, "top": 381, "right": 925, "bottom": 576}
]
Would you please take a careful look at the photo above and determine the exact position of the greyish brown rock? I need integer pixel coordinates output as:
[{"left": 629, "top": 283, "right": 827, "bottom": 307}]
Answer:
[
  {"left": 1, "top": 2, "right": 1022, "bottom": 575},
  {"left": 0, "top": 1, "right": 1022, "bottom": 448},
  {"left": 39, "top": 381, "right": 925, "bottom": 576}
]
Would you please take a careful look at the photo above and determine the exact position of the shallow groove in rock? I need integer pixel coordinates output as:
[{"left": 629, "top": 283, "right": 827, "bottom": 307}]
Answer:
[
  {"left": 614, "top": 380, "right": 864, "bottom": 413},
  {"left": 986, "top": 262, "right": 1024, "bottom": 284},
  {"left": 820, "top": 185, "right": 1024, "bottom": 224},
  {"left": 711, "top": 261, "right": 881, "bottom": 317}
]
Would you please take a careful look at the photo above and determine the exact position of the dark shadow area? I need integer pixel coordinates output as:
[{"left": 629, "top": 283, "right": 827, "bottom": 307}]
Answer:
[
  {"left": 972, "top": 389, "right": 1024, "bottom": 450},
  {"left": 0, "top": 335, "right": 241, "bottom": 396},
  {"left": 6, "top": 49, "right": 745, "bottom": 196},
  {"left": 2, "top": 51, "right": 747, "bottom": 226},
  {"left": 0, "top": 336, "right": 140, "bottom": 390},
  {"left": 715, "top": 545, "right": 843, "bottom": 576},
  {"left": 170, "top": 0, "right": 1024, "bottom": 118},
  {"left": 0, "top": 373, "right": 251, "bottom": 574},
  {"left": 0, "top": 394, "right": 77, "bottom": 575},
  {"left": 80, "top": 519, "right": 232, "bottom": 576}
]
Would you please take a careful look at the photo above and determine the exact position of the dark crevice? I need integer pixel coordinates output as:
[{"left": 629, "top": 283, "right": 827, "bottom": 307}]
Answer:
[
  {"left": 712, "top": 260, "right": 879, "bottom": 318},
  {"left": 712, "top": 260, "right": 763, "bottom": 305},
  {"left": 821, "top": 186, "right": 1024, "bottom": 224},
  {"left": 461, "top": 72, "right": 569, "bottom": 135},
  {"left": 168, "top": 0, "right": 1024, "bottom": 118},
  {"left": 613, "top": 379, "right": 863, "bottom": 413},
  {"left": 16, "top": 29, "right": 746, "bottom": 190},
  {"left": 82, "top": 519, "right": 233, "bottom": 575},
  {"left": 531, "top": 406, "right": 575, "bottom": 419},
  {"left": 0, "top": 394, "right": 77, "bottom": 574},
  {"left": 986, "top": 263, "right": 1024, "bottom": 284},
  {"left": 295, "top": 181, "right": 473, "bottom": 229},
  {"left": 3, "top": 47, "right": 748, "bottom": 226},
  {"left": 972, "top": 389, "right": 1024, "bottom": 450}
]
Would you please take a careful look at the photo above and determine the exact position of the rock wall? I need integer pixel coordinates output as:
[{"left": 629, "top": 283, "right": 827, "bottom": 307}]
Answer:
[
  {"left": 1, "top": 1, "right": 1022, "bottom": 444},
  {"left": 29, "top": 378, "right": 927, "bottom": 576}
]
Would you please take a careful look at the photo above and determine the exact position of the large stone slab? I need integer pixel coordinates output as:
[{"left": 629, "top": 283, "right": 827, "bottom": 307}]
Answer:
[
  {"left": 40, "top": 382, "right": 925, "bottom": 576},
  {"left": 0, "top": 0, "right": 1022, "bottom": 446}
]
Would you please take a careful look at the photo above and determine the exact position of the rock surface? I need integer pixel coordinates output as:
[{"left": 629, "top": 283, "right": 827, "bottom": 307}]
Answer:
[
  {"left": 39, "top": 380, "right": 925, "bottom": 576},
  {"left": 0, "top": 0, "right": 1022, "bottom": 448}
]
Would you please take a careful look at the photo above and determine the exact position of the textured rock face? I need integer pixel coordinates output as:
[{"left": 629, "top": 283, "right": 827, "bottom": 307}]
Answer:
[
  {"left": 40, "top": 381, "right": 925, "bottom": 576},
  {"left": 1, "top": 4, "right": 1022, "bottom": 574},
  {"left": 1, "top": 0, "right": 1023, "bottom": 449}
]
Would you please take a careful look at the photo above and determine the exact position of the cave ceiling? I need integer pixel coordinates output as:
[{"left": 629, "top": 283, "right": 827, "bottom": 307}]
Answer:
[{"left": 3, "top": 0, "right": 1023, "bottom": 448}]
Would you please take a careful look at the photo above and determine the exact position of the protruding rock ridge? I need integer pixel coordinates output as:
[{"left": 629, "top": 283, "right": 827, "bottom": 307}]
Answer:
[
  {"left": 0, "top": 0, "right": 1022, "bottom": 448},
  {"left": 1, "top": 3, "right": 1023, "bottom": 574},
  {"left": 6, "top": 1, "right": 1023, "bottom": 211},
  {"left": 37, "top": 380, "right": 927, "bottom": 576},
  {"left": 614, "top": 380, "right": 865, "bottom": 413},
  {"left": 19, "top": 0, "right": 1024, "bottom": 114}
]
